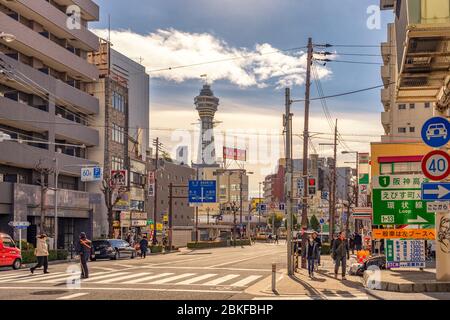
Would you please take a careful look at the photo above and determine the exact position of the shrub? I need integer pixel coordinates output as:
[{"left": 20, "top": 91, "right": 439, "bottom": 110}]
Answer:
[
  {"left": 150, "top": 245, "right": 163, "bottom": 253},
  {"left": 321, "top": 243, "right": 331, "bottom": 255},
  {"left": 187, "top": 241, "right": 228, "bottom": 249},
  {"left": 20, "top": 250, "right": 69, "bottom": 264}
]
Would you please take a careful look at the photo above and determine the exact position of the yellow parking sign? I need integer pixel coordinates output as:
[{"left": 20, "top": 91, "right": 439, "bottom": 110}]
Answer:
[
  {"left": 156, "top": 223, "right": 163, "bottom": 231},
  {"left": 163, "top": 215, "right": 168, "bottom": 222}
]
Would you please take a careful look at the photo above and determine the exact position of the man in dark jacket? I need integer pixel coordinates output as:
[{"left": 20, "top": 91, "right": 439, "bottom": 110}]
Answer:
[
  {"left": 313, "top": 232, "right": 322, "bottom": 266},
  {"left": 332, "top": 231, "right": 350, "bottom": 280},
  {"left": 76, "top": 232, "right": 92, "bottom": 279},
  {"left": 354, "top": 232, "right": 362, "bottom": 251},
  {"left": 140, "top": 236, "right": 149, "bottom": 259}
]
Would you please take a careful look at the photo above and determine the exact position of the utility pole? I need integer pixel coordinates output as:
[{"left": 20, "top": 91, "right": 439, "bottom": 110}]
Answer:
[
  {"left": 152, "top": 138, "right": 160, "bottom": 245},
  {"left": 195, "top": 167, "right": 199, "bottom": 243},
  {"left": 355, "top": 152, "right": 359, "bottom": 233},
  {"left": 239, "top": 170, "right": 244, "bottom": 239},
  {"left": 258, "top": 182, "right": 262, "bottom": 225},
  {"left": 331, "top": 120, "right": 338, "bottom": 239},
  {"left": 54, "top": 158, "right": 58, "bottom": 251},
  {"left": 284, "top": 87, "right": 294, "bottom": 275},
  {"left": 301, "top": 37, "right": 313, "bottom": 269},
  {"left": 168, "top": 182, "right": 173, "bottom": 250}
]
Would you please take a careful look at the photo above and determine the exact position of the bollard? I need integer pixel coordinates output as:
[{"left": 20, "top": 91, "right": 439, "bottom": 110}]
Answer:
[{"left": 272, "top": 263, "right": 276, "bottom": 292}]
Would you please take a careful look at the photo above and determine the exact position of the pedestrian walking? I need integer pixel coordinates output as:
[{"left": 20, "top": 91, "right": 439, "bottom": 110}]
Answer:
[
  {"left": 332, "top": 231, "right": 350, "bottom": 280},
  {"left": 313, "top": 231, "right": 322, "bottom": 266},
  {"left": 140, "top": 235, "right": 149, "bottom": 259},
  {"left": 275, "top": 234, "right": 279, "bottom": 244},
  {"left": 354, "top": 232, "right": 362, "bottom": 251},
  {"left": 302, "top": 234, "right": 320, "bottom": 278},
  {"left": 30, "top": 233, "right": 49, "bottom": 274},
  {"left": 76, "top": 232, "right": 92, "bottom": 279},
  {"left": 349, "top": 234, "right": 355, "bottom": 254}
]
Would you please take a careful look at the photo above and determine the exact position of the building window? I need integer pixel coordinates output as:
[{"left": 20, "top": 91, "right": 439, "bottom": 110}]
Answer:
[
  {"left": 398, "top": 104, "right": 406, "bottom": 110},
  {"left": 380, "top": 162, "right": 421, "bottom": 175},
  {"left": 425, "top": 102, "right": 431, "bottom": 108},
  {"left": 112, "top": 91, "right": 125, "bottom": 113},
  {"left": 112, "top": 123, "right": 125, "bottom": 144},
  {"left": 409, "top": 127, "right": 415, "bottom": 133},
  {"left": 398, "top": 127, "right": 406, "bottom": 133},
  {"left": 409, "top": 103, "right": 415, "bottom": 109},
  {"left": 111, "top": 157, "right": 124, "bottom": 170}
]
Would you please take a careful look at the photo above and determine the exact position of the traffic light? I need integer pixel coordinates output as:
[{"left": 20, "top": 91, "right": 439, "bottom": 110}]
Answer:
[{"left": 308, "top": 177, "right": 316, "bottom": 195}]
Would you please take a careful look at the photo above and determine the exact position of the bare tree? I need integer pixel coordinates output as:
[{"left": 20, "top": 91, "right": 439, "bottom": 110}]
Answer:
[
  {"left": 101, "top": 172, "right": 127, "bottom": 238},
  {"left": 343, "top": 182, "right": 358, "bottom": 233},
  {"left": 35, "top": 159, "right": 54, "bottom": 235}
]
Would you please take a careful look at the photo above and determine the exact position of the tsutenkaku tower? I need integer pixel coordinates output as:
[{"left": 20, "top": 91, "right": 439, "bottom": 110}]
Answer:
[{"left": 195, "top": 84, "right": 219, "bottom": 165}]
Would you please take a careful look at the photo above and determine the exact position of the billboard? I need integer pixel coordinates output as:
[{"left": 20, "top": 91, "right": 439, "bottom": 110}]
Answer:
[{"left": 223, "top": 147, "right": 246, "bottom": 161}]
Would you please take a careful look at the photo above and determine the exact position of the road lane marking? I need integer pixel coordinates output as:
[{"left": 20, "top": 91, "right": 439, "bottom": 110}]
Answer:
[
  {"left": 95, "top": 272, "right": 150, "bottom": 284},
  {"left": 56, "top": 293, "right": 89, "bottom": 300},
  {"left": 122, "top": 273, "right": 173, "bottom": 284},
  {"left": 206, "top": 253, "right": 275, "bottom": 268},
  {"left": 115, "top": 264, "right": 135, "bottom": 268},
  {"left": 81, "top": 272, "right": 129, "bottom": 282},
  {"left": 203, "top": 274, "right": 240, "bottom": 286},
  {"left": 148, "top": 273, "right": 196, "bottom": 284},
  {"left": 0, "top": 272, "right": 48, "bottom": 282},
  {"left": 3, "top": 272, "right": 66, "bottom": 283},
  {"left": 38, "top": 272, "right": 107, "bottom": 283},
  {"left": 0, "top": 286, "right": 242, "bottom": 294},
  {"left": 91, "top": 267, "right": 116, "bottom": 271},
  {"left": 175, "top": 274, "right": 217, "bottom": 285},
  {"left": 229, "top": 275, "right": 262, "bottom": 287}
]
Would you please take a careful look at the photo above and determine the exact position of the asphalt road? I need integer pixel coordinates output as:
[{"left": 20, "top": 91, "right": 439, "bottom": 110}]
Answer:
[{"left": 0, "top": 242, "right": 286, "bottom": 300}]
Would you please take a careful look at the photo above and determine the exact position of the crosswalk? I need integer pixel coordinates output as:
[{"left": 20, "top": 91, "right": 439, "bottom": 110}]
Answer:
[{"left": 0, "top": 270, "right": 263, "bottom": 288}]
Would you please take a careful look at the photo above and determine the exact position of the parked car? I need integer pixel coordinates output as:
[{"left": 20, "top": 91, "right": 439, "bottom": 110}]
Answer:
[
  {"left": 91, "top": 239, "right": 136, "bottom": 261},
  {"left": 0, "top": 233, "right": 21, "bottom": 270}
]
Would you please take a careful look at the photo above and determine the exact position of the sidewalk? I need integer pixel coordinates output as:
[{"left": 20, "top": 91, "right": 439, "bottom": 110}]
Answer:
[
  {"left": 363, "top": 268, "right": 450, "bottom": 293},
  {"left": 245, "top": 256, "right": 368, "bottom": 300}
]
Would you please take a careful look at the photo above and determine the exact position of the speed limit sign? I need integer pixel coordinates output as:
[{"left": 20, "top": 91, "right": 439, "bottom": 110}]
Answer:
[{"left": 421, "top": 150, "right": 450, "bottom": 181}]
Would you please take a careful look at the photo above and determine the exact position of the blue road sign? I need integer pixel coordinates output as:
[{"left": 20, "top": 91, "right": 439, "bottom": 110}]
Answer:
[
  {"left": 93, "top": 167, "right": 102, "bottom": 180},
  {"left": 421, "top": 182, "right": 450, "bottom": 201},
  {"left": 319, "top": 218, "right": 325, "bottom": 225},
  {"left": 188, "top": 180, "right": 217, "bottom": 203},
  {"left": 421, "top": 117, "right": 450, "bottom": 148},
  {"left": 259, "top": 204, "right": 267, "bottom": 212}
]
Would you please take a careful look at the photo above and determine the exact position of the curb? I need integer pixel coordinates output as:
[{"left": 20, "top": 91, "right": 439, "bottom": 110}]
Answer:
[{"left": 363, "top": 270, "right": 450, "bottom": 293}]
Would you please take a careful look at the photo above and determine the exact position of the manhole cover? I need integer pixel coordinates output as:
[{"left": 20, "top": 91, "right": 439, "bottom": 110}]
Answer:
[{"left": 31, "top": 290, "right": 67, "bottom": 296}]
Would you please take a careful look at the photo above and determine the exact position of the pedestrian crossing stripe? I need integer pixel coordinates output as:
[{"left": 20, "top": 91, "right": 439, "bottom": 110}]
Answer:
[{"left": 0, "top": 271, "right": 263, "bottom": 287}]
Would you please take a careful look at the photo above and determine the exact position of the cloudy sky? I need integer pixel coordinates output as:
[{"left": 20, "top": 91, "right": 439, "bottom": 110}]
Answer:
[{"left": 91, "top": 0, "right": 394, "bottom": 196}]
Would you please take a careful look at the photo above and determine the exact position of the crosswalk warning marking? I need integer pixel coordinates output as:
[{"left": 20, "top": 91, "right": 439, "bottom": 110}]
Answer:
[
  {"left": 0, "top": 272, "right": 62, "bottom": 282},
  {"left": 81, "top": 272, "right": 129, "bottom": 282},
  {"left": 95, "top": 272, "right": 150, "bottom": 284},
  {"left": 228, "top": 275, "right": 262, "bottom": 287},
  {"left": 38, "top": 272, "right": 107, "bottom": 283},
  {"left": 203, "top": 274, "right": 240, "bottom": 286},
  {"left": 0, "top": 272, "right": 31, "bottom": 281},
  {"left": 122, "top": 273, "right": 173, "bottom": 284},
  {"left": 175, "top": 274, "right": 218, "bottom": 285},
  {"left": 4, "top": 272, "right": 67, "bottom": 283},
  {"left": 148, "top": 273, "right": 196, "bottom": 284}
]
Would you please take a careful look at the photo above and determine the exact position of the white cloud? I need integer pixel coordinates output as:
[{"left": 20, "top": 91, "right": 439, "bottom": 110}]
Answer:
[{"left": 91, "top": 28, "right": 331, "bottom": 88}]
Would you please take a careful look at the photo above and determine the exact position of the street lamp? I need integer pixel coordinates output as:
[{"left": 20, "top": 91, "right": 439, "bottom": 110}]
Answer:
[{"left": 0, "top": 32, "right": 16, "bottom": 43}]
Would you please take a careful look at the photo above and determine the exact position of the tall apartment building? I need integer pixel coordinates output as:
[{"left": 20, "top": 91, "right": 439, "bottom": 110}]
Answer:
[{"left": 0, "top": 0, "right": 102, "bottom": 248}]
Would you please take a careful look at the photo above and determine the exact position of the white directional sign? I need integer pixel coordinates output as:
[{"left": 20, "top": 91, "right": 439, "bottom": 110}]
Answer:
[
  {"left": 427, "top": 201, "right": 450, "bottom": 213},
  {"left": 8, "top": 221, "right": 30, "bottom": 229}
]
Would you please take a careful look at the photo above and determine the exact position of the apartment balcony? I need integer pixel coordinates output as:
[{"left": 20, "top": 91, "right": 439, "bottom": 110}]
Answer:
[
  {"left": 381, "top": 111, "right": 391, "bottom": 133},
  {"left": 4, "top": 0, "right": 99, "bottom": 51},
  {"left": 0, "top": 96, "right": 99, "bottom": 147},
  {"left": 395, "top": 0, "right": 450, "bottom": 103},
  {"left": 381, "top": 65, "right": 391, "bottom": 87},
  {"left": 52, "top": 0, "right": 99, "bottom": 21},
  {"left": 380, "top": 0, "right": 395, "bottom": 10},
  {"left": 381, "top": 42, "right": 390, "bottom": 64},
  {"left": 381, "top": 88, "right": 391, "bottom": 109},
  {"left": 0, "top": 11, "right": 98, "bottom": 82},
  {"left": 0, "top": 141, "right": 96, "bottom": 176},
  {"left": 0, "top": 53, "right": 99, "bottom": 115}
]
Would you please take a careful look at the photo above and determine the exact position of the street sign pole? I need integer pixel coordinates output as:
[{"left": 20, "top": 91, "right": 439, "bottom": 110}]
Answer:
[{"left": 421, "top": 115, "right": 450, "bottom": 281}]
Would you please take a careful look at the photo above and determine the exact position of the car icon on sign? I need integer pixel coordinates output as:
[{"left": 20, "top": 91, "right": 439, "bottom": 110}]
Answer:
[{"left": 426, "top": 123, "right": 448, "bottom": 140}]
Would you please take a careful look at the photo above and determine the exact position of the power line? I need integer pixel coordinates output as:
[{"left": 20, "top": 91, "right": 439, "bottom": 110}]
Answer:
[{"left": 148, "top": 45, "right": 308, "bottom": 73}]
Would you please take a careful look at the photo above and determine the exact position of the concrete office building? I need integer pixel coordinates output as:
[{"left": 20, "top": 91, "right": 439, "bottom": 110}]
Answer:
[
  {"left": 148, "top": 159, "right": 196, "bottom": 247},
  {"left": 0, "top": 0, "right": 102, "bottom": 248},
  {"left": 86, "top": 41, "right": 150, "bottom": 238}
]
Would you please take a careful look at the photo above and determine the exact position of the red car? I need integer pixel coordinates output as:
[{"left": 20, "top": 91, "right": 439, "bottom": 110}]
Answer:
[{"left": 0, "top": 233, "right": 22, "bottom": 269}]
